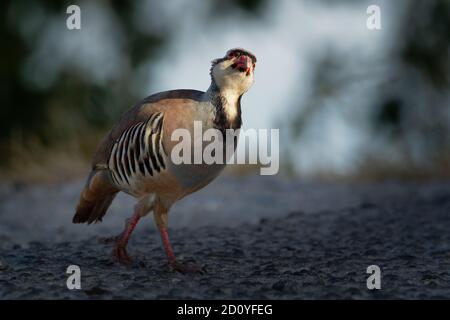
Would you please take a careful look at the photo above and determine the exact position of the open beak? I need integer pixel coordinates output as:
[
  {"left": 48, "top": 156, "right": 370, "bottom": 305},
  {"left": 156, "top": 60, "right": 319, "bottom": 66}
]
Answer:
[{"left": 233, "top": 55, "right": 253, "bottom": 75}]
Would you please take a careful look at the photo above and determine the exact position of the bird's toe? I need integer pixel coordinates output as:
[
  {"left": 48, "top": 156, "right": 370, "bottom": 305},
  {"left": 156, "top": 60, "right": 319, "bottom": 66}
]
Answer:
[{"left": 112, "top": 246, "right": 133, "bottom": 266}]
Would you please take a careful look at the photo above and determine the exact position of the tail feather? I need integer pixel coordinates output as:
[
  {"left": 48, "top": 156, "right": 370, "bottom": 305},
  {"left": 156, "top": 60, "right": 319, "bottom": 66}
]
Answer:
[{"left": 73, "top": 169, "right": 118, "bottom": 224}]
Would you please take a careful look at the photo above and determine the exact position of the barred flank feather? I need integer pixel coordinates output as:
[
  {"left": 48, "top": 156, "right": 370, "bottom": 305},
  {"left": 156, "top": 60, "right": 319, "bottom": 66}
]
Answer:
[{"left": 108, "top": 113, "right": 166, "bottom": 190}]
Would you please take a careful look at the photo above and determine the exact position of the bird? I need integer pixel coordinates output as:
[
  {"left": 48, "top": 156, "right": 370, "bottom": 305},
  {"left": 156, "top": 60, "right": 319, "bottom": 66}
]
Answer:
[{"left": 73, "top": 48, "right": 257, "bottom": 273}]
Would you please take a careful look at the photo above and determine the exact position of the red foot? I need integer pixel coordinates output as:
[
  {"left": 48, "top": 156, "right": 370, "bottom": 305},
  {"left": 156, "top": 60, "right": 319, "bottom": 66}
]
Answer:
[
  {"left": 110, "top": 212, "right": 141, "bottom": 266},
  {"left": 112, "top": 244, "right": 133, "bottom": 265}
]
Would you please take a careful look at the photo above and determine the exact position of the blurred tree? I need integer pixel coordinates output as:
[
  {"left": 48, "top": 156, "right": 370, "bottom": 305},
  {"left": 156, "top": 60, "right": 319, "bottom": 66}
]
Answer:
[
  {"left": 287, "top": 0, "right": 450, "bottom": 180},
  {"left": 0, "top": 0, "right": 265, "bottom": 179}
]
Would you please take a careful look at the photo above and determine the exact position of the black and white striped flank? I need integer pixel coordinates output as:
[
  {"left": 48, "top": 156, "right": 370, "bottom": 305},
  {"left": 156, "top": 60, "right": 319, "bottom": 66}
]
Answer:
[{"left": 108, "top": 112, "right": 166, "bottom": 188}]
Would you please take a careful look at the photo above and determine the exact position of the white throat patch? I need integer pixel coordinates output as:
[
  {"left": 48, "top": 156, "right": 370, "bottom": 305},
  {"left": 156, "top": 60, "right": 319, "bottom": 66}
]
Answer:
[{"left": 221, "top": 89, "right": 240, "bottom": 121}]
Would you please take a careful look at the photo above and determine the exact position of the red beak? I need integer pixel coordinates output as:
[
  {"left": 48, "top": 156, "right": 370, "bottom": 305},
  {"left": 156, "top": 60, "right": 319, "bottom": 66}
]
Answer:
[{"left": 234, "top": 55, "right": 253, "bottom": 74}]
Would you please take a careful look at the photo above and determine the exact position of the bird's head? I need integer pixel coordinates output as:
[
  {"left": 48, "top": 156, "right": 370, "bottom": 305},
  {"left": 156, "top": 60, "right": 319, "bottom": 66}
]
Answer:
[{"left": 210, "top": 48, "right": 257, "bottom": 95}]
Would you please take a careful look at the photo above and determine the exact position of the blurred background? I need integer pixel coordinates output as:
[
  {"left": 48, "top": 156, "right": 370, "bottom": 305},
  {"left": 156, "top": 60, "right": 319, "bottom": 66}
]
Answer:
[{"left": 2, "top": 0, "right": 450, "bottom": 183}]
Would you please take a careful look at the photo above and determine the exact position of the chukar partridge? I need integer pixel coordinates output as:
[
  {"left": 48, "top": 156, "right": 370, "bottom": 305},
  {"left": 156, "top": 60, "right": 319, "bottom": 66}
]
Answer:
[
  {"left": 73, "top": 49, "right": 256, "bottom": 272},
  {"left": 73, "top": 48, "right": 256, "bottom": 273}
]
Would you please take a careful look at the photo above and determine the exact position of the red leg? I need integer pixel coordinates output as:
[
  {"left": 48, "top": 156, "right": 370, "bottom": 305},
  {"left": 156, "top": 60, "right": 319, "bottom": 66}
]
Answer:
[
  {"left": 158, "top": 227, "right": 204, "bottom": 274},
  {"left": 159, "top": 227, "right": 177, "bottom": 264},
  {"left": 112, "top": 211, "right": 141, "bottom": 265}
]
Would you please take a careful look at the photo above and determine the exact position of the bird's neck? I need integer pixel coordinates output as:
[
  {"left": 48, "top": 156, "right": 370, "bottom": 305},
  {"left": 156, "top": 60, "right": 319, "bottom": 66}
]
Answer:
[{"left": 207, "top": 80, "right": 242, "bottom": 131}]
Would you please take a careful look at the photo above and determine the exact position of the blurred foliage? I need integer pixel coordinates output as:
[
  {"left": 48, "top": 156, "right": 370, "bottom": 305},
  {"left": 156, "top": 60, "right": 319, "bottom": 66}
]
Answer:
[
  {"left": 289, "top": 0, "right": 450, "bottom": 180},
  {"left": 369, "top": 0, "right": 450, "bottom": 177},
  {"left": 212, "top": 0, "right": 267, "bottom": 16},
  {"left": 0, "top": 0, "right": 265, "bottom": 178},
  {"left": 401, "top": 0, "right": 450, "bottom": 89},
  {"left": 1, "top": 0, "right": 138, "bottom": 169}
]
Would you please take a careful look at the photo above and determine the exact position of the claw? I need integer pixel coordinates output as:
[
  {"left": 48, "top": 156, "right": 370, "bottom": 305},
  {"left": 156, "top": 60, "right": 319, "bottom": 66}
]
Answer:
[
  {"left": 108, "top": 211, "right": 141, "bottom": 266},
  {"left": 112, "top": 245, "right": 133, "bottom": 266}
]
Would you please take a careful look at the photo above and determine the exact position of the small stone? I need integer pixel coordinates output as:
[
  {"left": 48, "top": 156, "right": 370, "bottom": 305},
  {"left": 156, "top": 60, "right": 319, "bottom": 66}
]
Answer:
[{"left": 0, "top": 261, "right": 7, "bottom": 271}]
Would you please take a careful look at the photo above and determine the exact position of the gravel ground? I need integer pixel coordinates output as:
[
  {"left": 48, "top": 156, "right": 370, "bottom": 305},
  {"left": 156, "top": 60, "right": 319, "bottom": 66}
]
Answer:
[{"left": 1, "top": 175, "right": 450, "bottom": 299}]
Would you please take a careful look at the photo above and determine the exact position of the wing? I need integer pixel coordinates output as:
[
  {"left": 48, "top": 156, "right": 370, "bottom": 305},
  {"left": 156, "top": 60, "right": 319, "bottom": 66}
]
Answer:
[{"left": 91, "top": 89, "right": 204, "bottom": 167}]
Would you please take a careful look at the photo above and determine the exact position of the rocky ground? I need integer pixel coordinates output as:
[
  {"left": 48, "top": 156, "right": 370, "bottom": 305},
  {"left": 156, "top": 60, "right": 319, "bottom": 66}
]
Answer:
[{"left": 1, "top": 175, "right": 450, "bottom": 299}]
